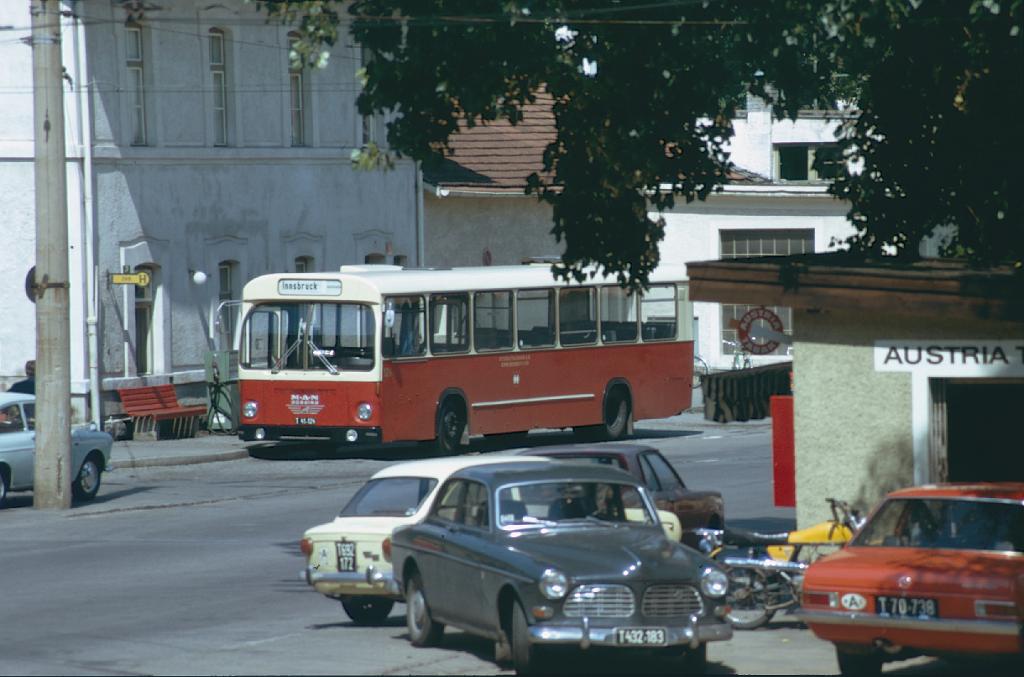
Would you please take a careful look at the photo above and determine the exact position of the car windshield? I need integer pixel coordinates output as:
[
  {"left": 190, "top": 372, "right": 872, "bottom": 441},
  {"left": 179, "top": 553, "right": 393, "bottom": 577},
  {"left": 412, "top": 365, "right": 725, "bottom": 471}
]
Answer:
[
  {"left": 853, "top": 498, "right": 1024, "bottom": 552},
  {"left": 497, "top": 480, "right": 654, "bottom": 528},
  {"left": 339, "top": 477, "right": 438, "bottom": 518}
]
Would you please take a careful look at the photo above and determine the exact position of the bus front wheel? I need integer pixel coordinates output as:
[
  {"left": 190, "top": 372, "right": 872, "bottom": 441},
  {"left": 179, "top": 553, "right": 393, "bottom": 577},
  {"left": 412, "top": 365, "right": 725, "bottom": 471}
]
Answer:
[{"left": 435, "top": 399, "right": 467, "bottom": 456}]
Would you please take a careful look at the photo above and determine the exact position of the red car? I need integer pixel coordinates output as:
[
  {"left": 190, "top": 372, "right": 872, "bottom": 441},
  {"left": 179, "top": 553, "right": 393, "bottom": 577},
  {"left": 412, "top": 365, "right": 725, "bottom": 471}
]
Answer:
[{"left": 800, "top": 483, "right": 1024, "bottom": 674}]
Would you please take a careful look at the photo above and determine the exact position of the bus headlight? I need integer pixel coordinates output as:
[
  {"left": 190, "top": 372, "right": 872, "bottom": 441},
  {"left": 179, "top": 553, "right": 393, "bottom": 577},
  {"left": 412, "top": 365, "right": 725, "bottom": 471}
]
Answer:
[
  {"left": 243, "top": 401, "right": 258, "bottom": 418},
  {"left": 538, "top": 569, "right": 568, "bottom": 600},
  {"left": 356, "top": 402, "right": 373, "bottom": 421},
  {"left": 701, "top": 567, "right": 729, "bottom": 598}
]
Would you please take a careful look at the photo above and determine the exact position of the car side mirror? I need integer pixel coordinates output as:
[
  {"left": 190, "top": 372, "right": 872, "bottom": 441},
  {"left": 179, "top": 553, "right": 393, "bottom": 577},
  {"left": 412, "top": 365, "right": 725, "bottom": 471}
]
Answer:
[{"left": 384, "top": 308, "right": 395, "bottom": 329}]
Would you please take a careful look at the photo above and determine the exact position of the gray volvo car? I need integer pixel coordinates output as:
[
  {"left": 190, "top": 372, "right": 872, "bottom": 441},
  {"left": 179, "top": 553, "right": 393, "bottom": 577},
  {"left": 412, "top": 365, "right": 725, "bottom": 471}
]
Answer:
[{"left": 389, "top": 460, "right": 733, "bottom": 674}]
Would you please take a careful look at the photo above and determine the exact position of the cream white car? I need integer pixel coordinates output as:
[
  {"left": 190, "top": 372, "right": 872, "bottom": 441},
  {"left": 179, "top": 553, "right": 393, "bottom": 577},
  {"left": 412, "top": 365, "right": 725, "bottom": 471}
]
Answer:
[{"left": 300, "top": 455, "right": 550, "bottom": 625}]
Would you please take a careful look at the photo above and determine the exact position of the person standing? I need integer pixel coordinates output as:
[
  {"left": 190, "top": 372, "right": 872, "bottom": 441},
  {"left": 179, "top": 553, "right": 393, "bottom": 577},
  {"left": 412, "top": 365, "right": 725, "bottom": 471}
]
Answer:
[{"left": 8, "top": 359, "right": 35, "bottom": 394}]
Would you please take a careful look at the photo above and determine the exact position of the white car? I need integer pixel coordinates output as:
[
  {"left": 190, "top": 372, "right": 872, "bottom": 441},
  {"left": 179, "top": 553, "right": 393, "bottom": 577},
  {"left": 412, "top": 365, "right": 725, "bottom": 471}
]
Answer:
[
  {"left": 0, "top": 392, "right": 114, "bottom": 506},
  {"left": 300, "top": 455, "right": 550, "bottom": 625}
]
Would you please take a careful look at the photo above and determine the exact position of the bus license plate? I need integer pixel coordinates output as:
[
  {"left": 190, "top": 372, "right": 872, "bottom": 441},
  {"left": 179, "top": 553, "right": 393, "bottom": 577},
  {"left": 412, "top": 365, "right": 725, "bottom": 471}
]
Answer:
[
  {"left": 875, "top": 596, "right": 938, "bottom": 618},
  {"left": 336, "top": 541, "right": 357, "bottom": 572},
  {"left": 295, "top": 417, "right": 317, "bottom": 425},
  {"left": 615, "top": 627, "right": 667, "bottom": 646}
]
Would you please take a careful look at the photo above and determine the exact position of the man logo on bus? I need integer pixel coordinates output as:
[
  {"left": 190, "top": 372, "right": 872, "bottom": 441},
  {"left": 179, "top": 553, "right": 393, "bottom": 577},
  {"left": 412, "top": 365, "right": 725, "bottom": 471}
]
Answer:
[{"left": 288, "top": 393, "right": 325, "bottom": 416}]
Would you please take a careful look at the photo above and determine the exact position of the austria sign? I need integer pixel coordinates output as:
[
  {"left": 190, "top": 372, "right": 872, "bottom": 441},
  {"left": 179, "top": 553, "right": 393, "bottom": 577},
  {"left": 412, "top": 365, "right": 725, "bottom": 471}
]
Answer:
[{"left": 874, "top": 340, "right": 1024, "bottom": 376}]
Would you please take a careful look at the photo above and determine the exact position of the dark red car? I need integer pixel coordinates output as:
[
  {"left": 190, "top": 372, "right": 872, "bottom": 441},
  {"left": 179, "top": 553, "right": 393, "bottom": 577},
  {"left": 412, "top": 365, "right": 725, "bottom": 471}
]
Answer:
[
  {"left": 517, "top": 443, "right": 725, "bottom": 546},
  {"left": 800, "top": 483, "right": 1024, "bottom": 674}
]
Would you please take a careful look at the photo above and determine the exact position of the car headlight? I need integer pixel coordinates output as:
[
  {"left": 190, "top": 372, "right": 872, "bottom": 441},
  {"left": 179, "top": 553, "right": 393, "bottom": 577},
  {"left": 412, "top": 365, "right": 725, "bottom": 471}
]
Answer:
[
  {"left": 356, "top": 402, "right": 373, "bottom": 421},
  {"left": 243, "top": 400, "right": 258, "bottom": 418},
  {"left": 701, "top": 567, "right": 729, "bottom": 598},
  {"left": 538, "top": 568, "right": 568, "bottom": 600}
]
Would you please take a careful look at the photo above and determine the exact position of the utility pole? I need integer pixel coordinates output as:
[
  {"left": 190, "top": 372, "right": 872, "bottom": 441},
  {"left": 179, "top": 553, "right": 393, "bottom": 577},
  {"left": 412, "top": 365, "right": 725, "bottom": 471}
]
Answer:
[{"left": 31, "top": 0, "right": 72, "bottom": 510}]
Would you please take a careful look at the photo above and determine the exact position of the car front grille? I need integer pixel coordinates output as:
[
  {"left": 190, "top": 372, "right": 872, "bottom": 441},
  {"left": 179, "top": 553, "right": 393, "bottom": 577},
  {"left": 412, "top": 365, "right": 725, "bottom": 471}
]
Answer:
[
  {"left": 563, "top": 584, "right": 636, "bottom": 618},
  {"left": 641, "top": 585, "right": 704, "bottom": 617}
]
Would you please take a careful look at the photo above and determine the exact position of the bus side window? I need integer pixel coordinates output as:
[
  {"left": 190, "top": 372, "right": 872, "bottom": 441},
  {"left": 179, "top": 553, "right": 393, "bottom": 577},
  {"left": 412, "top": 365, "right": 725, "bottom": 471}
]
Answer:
[
  {"left": 559, "top": 287, "right": 596, "bottom": 346},
  {"left": 430, "top": 294, "right": 469, "bottom": 354},
  {"left": 517, "top": 289, "right": 555, "bottom": 349},
  {"left": 640, "top": 285, "right": 677, "bottom": 341},
  {"left": 384, "top": 296, "right": 425, "bottom": 358},
  {"left": 474, "top": 290, "right": 513, "bottom": 352},
  {"left": 600, "top": 287, "right": 638, "bottom": 343}
]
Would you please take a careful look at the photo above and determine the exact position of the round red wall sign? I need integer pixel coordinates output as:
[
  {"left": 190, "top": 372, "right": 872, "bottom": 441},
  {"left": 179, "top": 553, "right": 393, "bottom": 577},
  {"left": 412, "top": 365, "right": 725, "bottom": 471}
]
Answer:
[{"left": 737, "top": 306, "right": 785, "bottom": 355}]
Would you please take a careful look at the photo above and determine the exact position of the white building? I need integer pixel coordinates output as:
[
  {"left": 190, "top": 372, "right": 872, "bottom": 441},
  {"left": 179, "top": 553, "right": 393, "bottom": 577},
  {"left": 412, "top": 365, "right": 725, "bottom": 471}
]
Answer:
[
  {"left": 424, "top": 94, "right": 855, "bottom": 371},
  {"left": 0, "top": 1, "right": 421, "bottom": 422}
]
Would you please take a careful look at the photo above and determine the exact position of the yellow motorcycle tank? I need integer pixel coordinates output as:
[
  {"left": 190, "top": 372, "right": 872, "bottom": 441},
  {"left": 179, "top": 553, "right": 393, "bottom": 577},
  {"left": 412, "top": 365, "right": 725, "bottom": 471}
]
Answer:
[{"left": 766, "top": 520, "right": 854, "bottom": 561}]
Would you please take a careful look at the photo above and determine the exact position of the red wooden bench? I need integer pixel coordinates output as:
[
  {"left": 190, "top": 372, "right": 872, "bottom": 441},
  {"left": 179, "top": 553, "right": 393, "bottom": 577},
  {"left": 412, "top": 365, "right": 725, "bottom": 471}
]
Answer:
[{"left": 117, "top": 384, "right": 206, "bottom": 439}]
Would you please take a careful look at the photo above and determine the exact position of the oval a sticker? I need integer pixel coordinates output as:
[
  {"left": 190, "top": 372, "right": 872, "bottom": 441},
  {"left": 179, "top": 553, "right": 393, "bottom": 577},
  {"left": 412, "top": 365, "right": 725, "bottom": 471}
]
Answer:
[{"left": 840, "top": 593, "right": 867, "bottom": 611}]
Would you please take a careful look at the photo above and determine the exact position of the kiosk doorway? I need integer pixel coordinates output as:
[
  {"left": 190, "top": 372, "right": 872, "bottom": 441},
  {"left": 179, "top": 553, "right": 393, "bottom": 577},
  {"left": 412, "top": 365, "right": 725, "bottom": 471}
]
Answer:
[{"left": 944, "top": 381, "right": 1024, "bottom": 482}]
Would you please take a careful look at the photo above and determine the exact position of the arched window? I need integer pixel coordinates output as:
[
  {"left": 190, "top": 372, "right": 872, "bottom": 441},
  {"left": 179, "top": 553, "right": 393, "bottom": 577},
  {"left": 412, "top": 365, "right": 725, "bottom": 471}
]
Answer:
[
  {"left": 364, "top": 253, "right": 386, "bottom": 264},
  {"left": 209, "top": 28, "right": 229, "bottom": 146},
  {"left": 134, "top": 265, "right": 156, "bottom": 374},
  {"left": 294, "top": 255, "right": 314, "bottom": 273}
]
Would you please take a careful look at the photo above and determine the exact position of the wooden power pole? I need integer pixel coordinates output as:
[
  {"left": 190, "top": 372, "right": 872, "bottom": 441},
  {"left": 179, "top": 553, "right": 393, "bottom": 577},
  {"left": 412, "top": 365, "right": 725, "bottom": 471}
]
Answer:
[{"left": 31, "top": 0, "right": 72, "bottom": 510}]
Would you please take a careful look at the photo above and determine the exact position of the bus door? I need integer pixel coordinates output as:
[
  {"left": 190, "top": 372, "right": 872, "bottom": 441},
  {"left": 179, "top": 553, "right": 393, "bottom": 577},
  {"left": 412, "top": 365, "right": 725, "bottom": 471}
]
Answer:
[
  {"left": 243, "top": 305, "right": 285, "bottom": 370},
  {"left": 381, "top": 295, "right": 433, "bottom": 441}
]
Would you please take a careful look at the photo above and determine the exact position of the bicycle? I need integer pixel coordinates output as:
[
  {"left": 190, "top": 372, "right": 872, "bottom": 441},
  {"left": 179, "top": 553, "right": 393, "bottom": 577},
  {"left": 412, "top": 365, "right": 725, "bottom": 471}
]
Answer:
[
  {"left": 722, "top": 339, "right": 752, "bottom": 370},
  {"left": 692, "top": 354, "right": 710, "bottom": 389}
]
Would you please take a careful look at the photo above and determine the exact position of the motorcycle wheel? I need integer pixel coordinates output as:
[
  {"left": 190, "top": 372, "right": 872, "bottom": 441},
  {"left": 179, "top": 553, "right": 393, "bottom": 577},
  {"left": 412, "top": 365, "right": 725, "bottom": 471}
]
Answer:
[{"left": 725, "top": 567, "right": 776, "bottom": 630}]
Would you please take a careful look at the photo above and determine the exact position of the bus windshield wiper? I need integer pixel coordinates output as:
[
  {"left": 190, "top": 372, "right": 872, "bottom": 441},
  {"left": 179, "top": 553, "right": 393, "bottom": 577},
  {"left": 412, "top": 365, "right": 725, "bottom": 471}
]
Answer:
[
  {"left": 306, "top": 337, "right": 338, "bottom": 374},
  {"left": 272, "top": 333, "right": 304, "bottom": 373}
]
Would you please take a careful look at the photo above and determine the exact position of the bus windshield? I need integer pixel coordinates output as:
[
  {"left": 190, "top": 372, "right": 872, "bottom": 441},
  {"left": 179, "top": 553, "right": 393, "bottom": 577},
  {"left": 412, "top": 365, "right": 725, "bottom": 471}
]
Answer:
[{"left": 241, "top": 301, "right": 376, "bottom": 372}]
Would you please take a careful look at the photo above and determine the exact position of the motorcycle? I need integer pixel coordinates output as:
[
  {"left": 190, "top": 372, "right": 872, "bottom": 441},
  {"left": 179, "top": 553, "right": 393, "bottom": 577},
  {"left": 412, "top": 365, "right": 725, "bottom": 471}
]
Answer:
[{"left": 695, "top": 497, "right": 865, "bottom": 630}]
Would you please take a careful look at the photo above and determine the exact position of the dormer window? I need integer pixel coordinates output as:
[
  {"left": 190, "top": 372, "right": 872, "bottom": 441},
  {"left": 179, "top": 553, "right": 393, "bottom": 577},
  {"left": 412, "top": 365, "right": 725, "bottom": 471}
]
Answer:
[{"left": 774, "top": 144, "right": 842, "bottom": 182}]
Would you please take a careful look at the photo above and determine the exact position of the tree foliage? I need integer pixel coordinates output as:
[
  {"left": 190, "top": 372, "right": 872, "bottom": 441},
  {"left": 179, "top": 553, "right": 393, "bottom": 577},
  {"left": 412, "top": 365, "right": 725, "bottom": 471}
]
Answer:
[{"left": 254, "top": 0, "right": 1023, "bottom": 288}]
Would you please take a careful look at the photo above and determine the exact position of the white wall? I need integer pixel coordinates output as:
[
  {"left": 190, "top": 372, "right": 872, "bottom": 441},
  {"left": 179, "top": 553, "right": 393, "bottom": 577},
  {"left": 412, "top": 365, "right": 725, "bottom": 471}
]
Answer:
[
  {"left": 0, "top": 2, "right": 89, "bottom": 403},
  {"left": 661, "top": 188, "right": 852, "bottom": 370}
]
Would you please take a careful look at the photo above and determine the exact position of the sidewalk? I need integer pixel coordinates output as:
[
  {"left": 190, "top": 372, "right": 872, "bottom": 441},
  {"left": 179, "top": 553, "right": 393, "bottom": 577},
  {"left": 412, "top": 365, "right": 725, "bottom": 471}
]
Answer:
[
  {"left": 106, "top": 407, "right": 772, "bottom": 470},
  {"left": 107, "top": 432, "right": 250, "bottom": 470}
]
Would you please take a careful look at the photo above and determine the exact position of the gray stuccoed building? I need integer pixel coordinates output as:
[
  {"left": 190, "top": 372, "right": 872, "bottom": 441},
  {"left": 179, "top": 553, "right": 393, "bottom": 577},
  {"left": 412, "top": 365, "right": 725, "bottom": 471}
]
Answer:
[{"left": 0, "top": 0, "right": 421, "bottom": 425}]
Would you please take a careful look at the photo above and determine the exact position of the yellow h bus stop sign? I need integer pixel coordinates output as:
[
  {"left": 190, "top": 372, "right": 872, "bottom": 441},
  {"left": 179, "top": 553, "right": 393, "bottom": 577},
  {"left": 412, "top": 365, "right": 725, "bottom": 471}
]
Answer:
[{"left": 111, "top": 271, "right": 151, "bottom": 287}]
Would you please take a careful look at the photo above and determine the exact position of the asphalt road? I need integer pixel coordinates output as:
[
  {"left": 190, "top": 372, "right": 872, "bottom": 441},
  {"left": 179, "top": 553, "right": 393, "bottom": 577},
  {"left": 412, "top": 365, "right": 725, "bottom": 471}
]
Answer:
[{"left": 0, "top": 415, "right": 962, "bottom": 675}]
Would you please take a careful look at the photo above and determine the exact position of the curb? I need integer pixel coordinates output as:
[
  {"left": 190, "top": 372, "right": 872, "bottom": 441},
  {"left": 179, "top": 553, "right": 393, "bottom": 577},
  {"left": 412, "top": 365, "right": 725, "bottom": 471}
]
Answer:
[{"left": 108, "top": 449, "right": 251, "bottom": 470}]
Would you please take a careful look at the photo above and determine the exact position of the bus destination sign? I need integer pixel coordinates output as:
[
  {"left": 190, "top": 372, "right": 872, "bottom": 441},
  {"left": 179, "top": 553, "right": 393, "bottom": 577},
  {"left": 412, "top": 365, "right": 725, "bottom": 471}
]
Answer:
[{"left": 277, "top": 279, "right": 342, "bottom": 296}]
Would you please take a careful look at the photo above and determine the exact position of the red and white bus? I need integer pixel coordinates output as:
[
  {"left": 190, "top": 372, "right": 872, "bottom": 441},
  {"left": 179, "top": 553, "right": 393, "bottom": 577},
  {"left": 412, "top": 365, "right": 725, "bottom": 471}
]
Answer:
[{"left": 237, "top": 264, "right": 694, "bottom": 452}]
